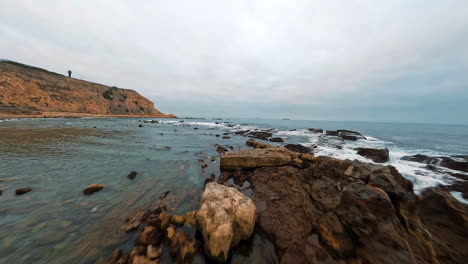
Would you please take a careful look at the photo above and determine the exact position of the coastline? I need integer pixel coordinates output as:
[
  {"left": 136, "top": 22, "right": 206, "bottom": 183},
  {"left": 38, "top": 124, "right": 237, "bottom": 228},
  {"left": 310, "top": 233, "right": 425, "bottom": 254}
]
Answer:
[{"left": 0, "top": 111, "right": 177, "bottom": 119}]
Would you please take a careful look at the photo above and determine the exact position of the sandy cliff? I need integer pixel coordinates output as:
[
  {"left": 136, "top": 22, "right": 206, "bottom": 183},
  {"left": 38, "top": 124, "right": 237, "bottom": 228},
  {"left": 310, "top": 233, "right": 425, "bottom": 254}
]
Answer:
[{"left": 0, "top": 60, "right": 175, "bottom": 118}]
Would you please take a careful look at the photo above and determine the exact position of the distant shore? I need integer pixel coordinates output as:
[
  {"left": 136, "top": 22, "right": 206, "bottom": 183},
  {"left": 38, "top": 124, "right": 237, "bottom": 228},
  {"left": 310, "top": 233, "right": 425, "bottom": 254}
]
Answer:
[{"left": 0, "top": 111, "right": 177, "bottom": 119}]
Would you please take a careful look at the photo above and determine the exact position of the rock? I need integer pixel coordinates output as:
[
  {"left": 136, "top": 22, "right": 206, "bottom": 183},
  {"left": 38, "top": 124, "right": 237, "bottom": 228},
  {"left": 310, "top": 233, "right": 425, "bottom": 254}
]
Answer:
[
  {"left": 246, "top": 139, "right": 273, "bottom": 149},
  {"left": 128, "top": 171, "right": 138, "bottom": 180},
  {"left": 204, "top": 173, "right": 216, "bottom": 187},
  {"left": 167, "top": 229, "right": 197, "bottom": 263},
  {"left": 402, "top": 154, "right": 468, "bottom": 173},
  {"left": 171, "top": 215, "right": 185, "bottom": 226},
  {"left": 355, "top": 148, "right": 389, "bottom": 163},
  {"left": 122, "top": 211, "right": 144, "bottom": 232},
  {"left": 284, "top": 144, "right": 311, "bottom": 154},
  {"left": 417, "top": 187, "right": 468, "bottom": 264},
  {"left": 109, "top": 249, "right": 124, "bottom": 264},
  {"left": 82, "top": 184, "right": 105, "bottom": 195},
  {"left": 147, "top": 245, "right": 162, "bottom": 260},
  {"left": 234, "top": 130, "right": 250, "bottom": 135},
  {"left": 15, "top": 187, "right": 32, "bottom": 195},
  {"left": 220, "top": 148, "right": 292, "bottom": 169},
  {"left": 215, "top": 134, "right": 220, "bottom": 137},
  {"left": 222, "top": 136, "right": 230, "bottom": 139},
  {"left": 196, "top": 182, "right": 256, "bottom": 262},
  {"left": 308, "top": 128, "right": 323, "bottom": 133},
  {"left": 201, "top": 163, "right": 208, "bottom": 169},
  {"left": 326, "top": 130, "right": 339, "bottom": 136},
  {"left": 341, "top": 135, "right": 358, "bottom": 141},
  {"left": 0, "top": 190, "right": 2, "bottom": 196},
  {"left": 248, "top": 131, "right": 272, "bottom": 140},
  {"left": 269, "top": 137, "right": 284, "bottom": 142},
  {"left": 215, "top": 144, "right": 229, "bottom": 154},
  {"left": 138, "top": 124, "right": 144, "bottom": 127}
]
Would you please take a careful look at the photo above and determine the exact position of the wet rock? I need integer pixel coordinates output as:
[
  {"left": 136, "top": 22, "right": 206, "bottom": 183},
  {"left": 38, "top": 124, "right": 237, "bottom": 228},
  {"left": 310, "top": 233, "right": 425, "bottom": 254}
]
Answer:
[
  {"left": 122, "top": 211, "right": 144, "bottom": 232},
  {"left": 402, "top": 154, "right": 468, "bottom": 173},
  {"left": 204, "top": 173, "right": 215, "bottom": 187},
  {"left": 248, "top": 131, "right": 272, "bottom": 140},
  {"left": 234, "top": 130, "right": 250, "bottom": 135},
  {"left": 147, "top": 245, "right": 162, "bottom": 260},
  {"left": 15, "top": 187, "right": 32, "bottom": 195},
  {"left": 220, "top": 148, "right": 292, "bottom": 169},
  {"left": 82, "top": 184, "right": 105, "bottom": 195},
  {"left": 193, "top": 127, "right": 199, "bottom": 130},
  {"left": 355, "top": 147, "right": 389, "bottom": 163},
  {"left": 341, "top": 135, "right": 358, "bottom": 141},
  {"left": 246, "top": 139, "right": 273, "bottom": 148},
  {"left": 284, "top": 144, "right": 311, "bottom": 154},
  {"left": 269, "top": 137, "right": 284, "bottom": 142},
  {"left": 0, "top": 190, "right": 2, "bottom": 196},
  {"left": 222, "top": 136, "right": 231, "bottom": 139},
  {"left": 170, "top": 215, "right": 185, "bottom": 227},
  {"left": 138, "top": 124, "right": 144, "bottom": 127},
  {"left": 201, "top": 163, "right": 208, "bottom": 169},
  {"left": 196, "top": 182, "right": 256, "bottom": 262},
  {"left": 215, "top": 144, "right": 228, "bottom": 154},
  {"left": 109, "top": 249, "right": 126, "bottom": 264},
  {"left": 326, "top": 130, "right": 339, "bottom": 136},
  {"left": 167, "top": 229, "right": 197, "bottom": 263},
  {"left": 128, "top": 171, "right": 138, "bottom": 180},
  {"left": 308, "top": 128, "right": 323, "bottom": 133},
  {"left": 215, "top": 134, "right": 220, "bottom": 137}
]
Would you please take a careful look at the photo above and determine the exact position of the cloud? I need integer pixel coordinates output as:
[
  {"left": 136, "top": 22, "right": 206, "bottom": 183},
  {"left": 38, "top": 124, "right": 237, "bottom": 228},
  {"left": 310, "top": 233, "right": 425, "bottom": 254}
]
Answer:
[{"left": 1, "top": 0, "right": 467, "bottom": 123}]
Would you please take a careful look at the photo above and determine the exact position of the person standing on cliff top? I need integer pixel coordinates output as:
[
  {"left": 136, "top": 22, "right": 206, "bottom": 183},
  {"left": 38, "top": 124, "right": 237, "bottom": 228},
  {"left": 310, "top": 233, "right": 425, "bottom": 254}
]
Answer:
[{"left": 68, "top": 70, "right": 72, "bottom": 77}]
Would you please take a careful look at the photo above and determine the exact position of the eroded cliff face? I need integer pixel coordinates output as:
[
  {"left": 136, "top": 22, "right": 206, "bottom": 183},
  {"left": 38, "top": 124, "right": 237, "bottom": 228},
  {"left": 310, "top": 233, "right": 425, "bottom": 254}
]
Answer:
[{"left": 0, "top": 60, "right": 175, "bottom": 118}]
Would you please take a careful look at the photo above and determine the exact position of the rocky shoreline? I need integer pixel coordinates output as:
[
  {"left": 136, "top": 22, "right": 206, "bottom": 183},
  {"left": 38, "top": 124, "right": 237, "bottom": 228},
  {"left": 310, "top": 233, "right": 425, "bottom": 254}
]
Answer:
[{"left": 109, "top": 139, "right": 468, "bottom": 264}]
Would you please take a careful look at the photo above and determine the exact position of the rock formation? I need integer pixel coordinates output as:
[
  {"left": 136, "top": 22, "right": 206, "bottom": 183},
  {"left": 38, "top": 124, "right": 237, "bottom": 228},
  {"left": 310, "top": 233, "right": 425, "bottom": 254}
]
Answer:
[
  {"left": 196, "top": 182, "right": 256, "bottom": 262},
  {"left": 0, "top": 60, "right": 175, "bottom": 118}
]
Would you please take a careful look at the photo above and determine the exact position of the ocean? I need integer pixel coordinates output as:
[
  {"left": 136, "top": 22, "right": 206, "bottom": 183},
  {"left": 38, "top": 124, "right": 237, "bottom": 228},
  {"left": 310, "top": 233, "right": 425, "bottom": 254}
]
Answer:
[{"left": 0, "top": 117, "right": 467, "bottom": 263}]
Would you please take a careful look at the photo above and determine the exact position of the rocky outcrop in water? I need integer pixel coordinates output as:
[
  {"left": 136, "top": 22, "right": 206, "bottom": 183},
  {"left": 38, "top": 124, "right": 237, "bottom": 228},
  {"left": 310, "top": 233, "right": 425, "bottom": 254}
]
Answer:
[
  {"left": 402, "top": 154, "right": 468, "bottom": 173},
  {"left": 355, "top": 147, "right": 390, "bottom": 163},
  {"left": 0, "top": 60, "right": 175, "bottom": 118},
  {"left": 83, "top": 184, "right": 106, "bottom": 195},
  {"left": 217, "top": 144, "right": 467, "bottom": 263}
]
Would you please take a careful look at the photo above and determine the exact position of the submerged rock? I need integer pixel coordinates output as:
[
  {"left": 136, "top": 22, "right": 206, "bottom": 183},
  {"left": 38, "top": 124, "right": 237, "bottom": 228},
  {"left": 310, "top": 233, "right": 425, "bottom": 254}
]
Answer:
[
  {"left": 128, "top": 171, "right": 138, "bottom": 180},
  {"left": 355, "top": 147, "right": 389, "bottom": 163},
  {"left": 196, "top": 182, "right": 256, "bottom": 262},
  {"left": 15, "top": 187, "right": 32, "bottom": 195},
  {"left": 82, "top": 184, "right": 105, "bottom": 195},
  {"left": 308, "top": 128, "right": 323, "bottom": 133}
]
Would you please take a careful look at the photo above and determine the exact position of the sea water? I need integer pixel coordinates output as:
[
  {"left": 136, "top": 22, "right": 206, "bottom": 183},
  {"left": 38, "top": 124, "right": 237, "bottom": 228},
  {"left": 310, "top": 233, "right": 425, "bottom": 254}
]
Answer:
[{"left": 0, "top": 117, "right": 467, "bottom": 263}]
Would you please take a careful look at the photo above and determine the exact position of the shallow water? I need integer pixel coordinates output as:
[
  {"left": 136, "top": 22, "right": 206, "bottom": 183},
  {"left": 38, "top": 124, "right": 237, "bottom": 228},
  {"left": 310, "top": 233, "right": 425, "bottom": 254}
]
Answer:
[{"left": 0, "top": 117, "right": 467, "bottom": 263}]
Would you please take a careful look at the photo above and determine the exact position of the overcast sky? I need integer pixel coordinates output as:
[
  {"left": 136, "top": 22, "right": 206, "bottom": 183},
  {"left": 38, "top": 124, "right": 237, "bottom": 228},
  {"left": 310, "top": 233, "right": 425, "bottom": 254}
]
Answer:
[{"left": 1, "top": 0, "right": 467, "bottom": 124}]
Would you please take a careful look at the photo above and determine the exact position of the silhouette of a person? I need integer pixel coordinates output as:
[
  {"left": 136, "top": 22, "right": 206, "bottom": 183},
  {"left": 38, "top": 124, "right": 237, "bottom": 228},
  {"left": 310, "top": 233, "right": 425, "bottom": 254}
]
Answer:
[{"left": 68, "top": 70, "right": 72, "bottom": 77}]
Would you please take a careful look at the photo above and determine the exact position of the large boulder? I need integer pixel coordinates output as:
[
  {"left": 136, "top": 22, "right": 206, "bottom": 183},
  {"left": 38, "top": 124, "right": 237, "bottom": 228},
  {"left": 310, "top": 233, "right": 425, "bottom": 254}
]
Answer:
[
  {"left": 196, "top": 182, "right": 256, "bottom": 262},
  {"left": 355, "top": 148, "right": 389, "bottom": 163},
  {"left": 220, "top": 148, "right": 292, "bottom": 169}
]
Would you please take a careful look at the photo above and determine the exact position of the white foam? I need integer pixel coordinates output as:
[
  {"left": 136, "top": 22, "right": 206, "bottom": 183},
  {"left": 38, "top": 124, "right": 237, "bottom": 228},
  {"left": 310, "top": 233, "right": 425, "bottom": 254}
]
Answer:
[{"left": 450, "top": 191, "right": 468, "bottom": 204}]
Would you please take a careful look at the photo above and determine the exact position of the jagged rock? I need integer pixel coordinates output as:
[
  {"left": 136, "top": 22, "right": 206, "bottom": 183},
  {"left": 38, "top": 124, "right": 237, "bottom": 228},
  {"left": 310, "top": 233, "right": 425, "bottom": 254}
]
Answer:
[
  {"left": 170, "top": 215, "right": 185, "bottom": 226},
  {"left": 284, "top": 144, "right": 311, "bottom": 154},
  {"left": 355, "top": 148, "right": 389, "bottom": 163},
  {"left": 269, "top": 137, "right": 284, "bottom": 142},
  {"left": 196, "top": 182, "right": 256, "bottom": 262},
  {"left": 82, "top": 184, "right": 105, "bottom": 195},
  {"left": 417, "top": 187, "right": 468, "bottom": 264},
  {"left": 246, "top": 139, "right": 273, "bottom": 148},
  {"left": 326, "top": 130, "right": 340, "bottom": 136},
  {"left": 248, "top": 131, "right": 272, "bottom": 140},
  {"left": 402, "top": 154, "right": 468, "bottom": 173},
  {"left": 15, "top": 187, "right": 32, "bottom": 195},
  {"left": 308, "top": 128, "right": 323, "bottom": 133},
  {"left": 220, "top": 148, "right": 292, "bottom": 169}
]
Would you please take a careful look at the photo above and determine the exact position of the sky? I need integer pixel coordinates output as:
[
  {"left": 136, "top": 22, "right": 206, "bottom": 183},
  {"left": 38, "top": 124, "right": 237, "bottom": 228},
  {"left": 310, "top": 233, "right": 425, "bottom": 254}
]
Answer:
[{"left": 1, "top": 0, "right": 468, "bottom": 124}]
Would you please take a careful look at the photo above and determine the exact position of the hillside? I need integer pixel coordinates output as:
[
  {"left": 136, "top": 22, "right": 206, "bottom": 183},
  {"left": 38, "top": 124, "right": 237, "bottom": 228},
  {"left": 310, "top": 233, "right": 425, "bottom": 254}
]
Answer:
[{"left": 0, "top": 60, "right": 175, "bottom": 118}]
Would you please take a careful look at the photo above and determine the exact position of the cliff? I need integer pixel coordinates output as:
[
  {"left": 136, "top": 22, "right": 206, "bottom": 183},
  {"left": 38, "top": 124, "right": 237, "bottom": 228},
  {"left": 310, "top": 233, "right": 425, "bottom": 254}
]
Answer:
[{"left": 0, "top": 60, "right": 175, "bottom": 118}]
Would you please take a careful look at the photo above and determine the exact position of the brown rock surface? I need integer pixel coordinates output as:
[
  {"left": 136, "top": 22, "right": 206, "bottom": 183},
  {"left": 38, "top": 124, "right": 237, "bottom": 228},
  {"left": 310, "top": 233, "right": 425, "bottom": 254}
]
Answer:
[
  {"left": 0, "top": 60, "right": 174, "bottom": 118},
  {"left": 219, "top": 152, "right": 467, "bottom": 264},
  {"left": 220, "top": 148, "right": 292, "bottom": 169},
  {"left": 83, "top": 184, "right": 106, "bottom": 195}
]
